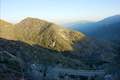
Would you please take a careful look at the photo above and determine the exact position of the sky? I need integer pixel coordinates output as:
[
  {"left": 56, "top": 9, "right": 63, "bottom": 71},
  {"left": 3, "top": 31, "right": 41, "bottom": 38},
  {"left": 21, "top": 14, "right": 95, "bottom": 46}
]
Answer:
[{"left": 0, "top": 0, "right": 120, "bottom": 23}]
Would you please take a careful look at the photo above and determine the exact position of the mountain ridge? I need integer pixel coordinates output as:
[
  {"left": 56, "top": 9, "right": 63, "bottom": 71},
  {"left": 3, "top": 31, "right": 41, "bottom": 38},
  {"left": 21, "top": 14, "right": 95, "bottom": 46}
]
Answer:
[
  {"left": 64, "top": 15, "right": 120, "bottom": 40},
  {"left": 0, "top": 17, "right": 85, "bottom": 51}
]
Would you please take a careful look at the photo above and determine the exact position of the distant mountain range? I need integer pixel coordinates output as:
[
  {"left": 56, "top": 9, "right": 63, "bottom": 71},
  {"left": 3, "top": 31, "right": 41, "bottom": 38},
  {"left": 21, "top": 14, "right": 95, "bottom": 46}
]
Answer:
[{"left": 64, "top": 15, "right": 120, "bottom": 41}]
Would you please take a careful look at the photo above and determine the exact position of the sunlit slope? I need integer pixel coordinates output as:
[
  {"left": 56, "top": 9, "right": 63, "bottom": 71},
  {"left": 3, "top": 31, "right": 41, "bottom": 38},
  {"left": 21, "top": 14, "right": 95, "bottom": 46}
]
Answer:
[
  {"left": 15, "top": 17, "right": 85, "bottom": 51},
  {"left": 0, "top": 20, "right": 15, "bottom": 40}
]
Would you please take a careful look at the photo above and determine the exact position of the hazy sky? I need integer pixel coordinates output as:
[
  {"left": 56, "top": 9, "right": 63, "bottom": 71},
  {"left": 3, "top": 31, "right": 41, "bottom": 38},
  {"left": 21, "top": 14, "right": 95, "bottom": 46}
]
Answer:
[{"left": 0, "top": 0, "right": 120, "bottom": 23}]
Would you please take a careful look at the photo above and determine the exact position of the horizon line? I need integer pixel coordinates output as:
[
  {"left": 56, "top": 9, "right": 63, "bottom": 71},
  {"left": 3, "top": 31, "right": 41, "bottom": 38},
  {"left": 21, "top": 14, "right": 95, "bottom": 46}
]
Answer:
[{"left": 0, "top": 14, "right": 120, "bottom": 24}]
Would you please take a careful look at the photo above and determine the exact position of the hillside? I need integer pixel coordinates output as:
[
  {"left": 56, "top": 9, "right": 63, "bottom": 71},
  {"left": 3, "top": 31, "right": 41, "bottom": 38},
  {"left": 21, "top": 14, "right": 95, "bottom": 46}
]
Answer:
[
  {"left": 0, "top": 20, "right": 12, "bottom": 27},
  {"left": 14, "top": 17, "right": 85, "bottom": 51},
  {"left": 0, "top": 36, "right": 119, "bottom": 80},
  {"left": 0, "top": 20, "right": 15, "bottom": 39},
  {"left": 0, "top": 18, "right": 85, "bottom": 51},
  {"left": 0, "top": 38, "right": 89, "bottom": 80}
]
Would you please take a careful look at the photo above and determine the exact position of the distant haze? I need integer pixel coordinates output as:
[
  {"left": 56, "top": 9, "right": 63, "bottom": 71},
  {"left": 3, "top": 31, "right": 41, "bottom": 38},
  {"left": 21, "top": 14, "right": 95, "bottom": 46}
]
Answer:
[{"left": 0, "top": 0, "right": 120, "bottom": 23}]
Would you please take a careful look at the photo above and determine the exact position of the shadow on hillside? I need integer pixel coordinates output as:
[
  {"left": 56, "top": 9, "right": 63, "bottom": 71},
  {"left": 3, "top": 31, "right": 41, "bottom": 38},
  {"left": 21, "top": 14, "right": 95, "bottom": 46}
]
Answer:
[
  {"left": 0, "top": 38, "right": 120, "bottom": 80},
  {"left": 0, "top": 38, "right": 61, "bottom": 80}
]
